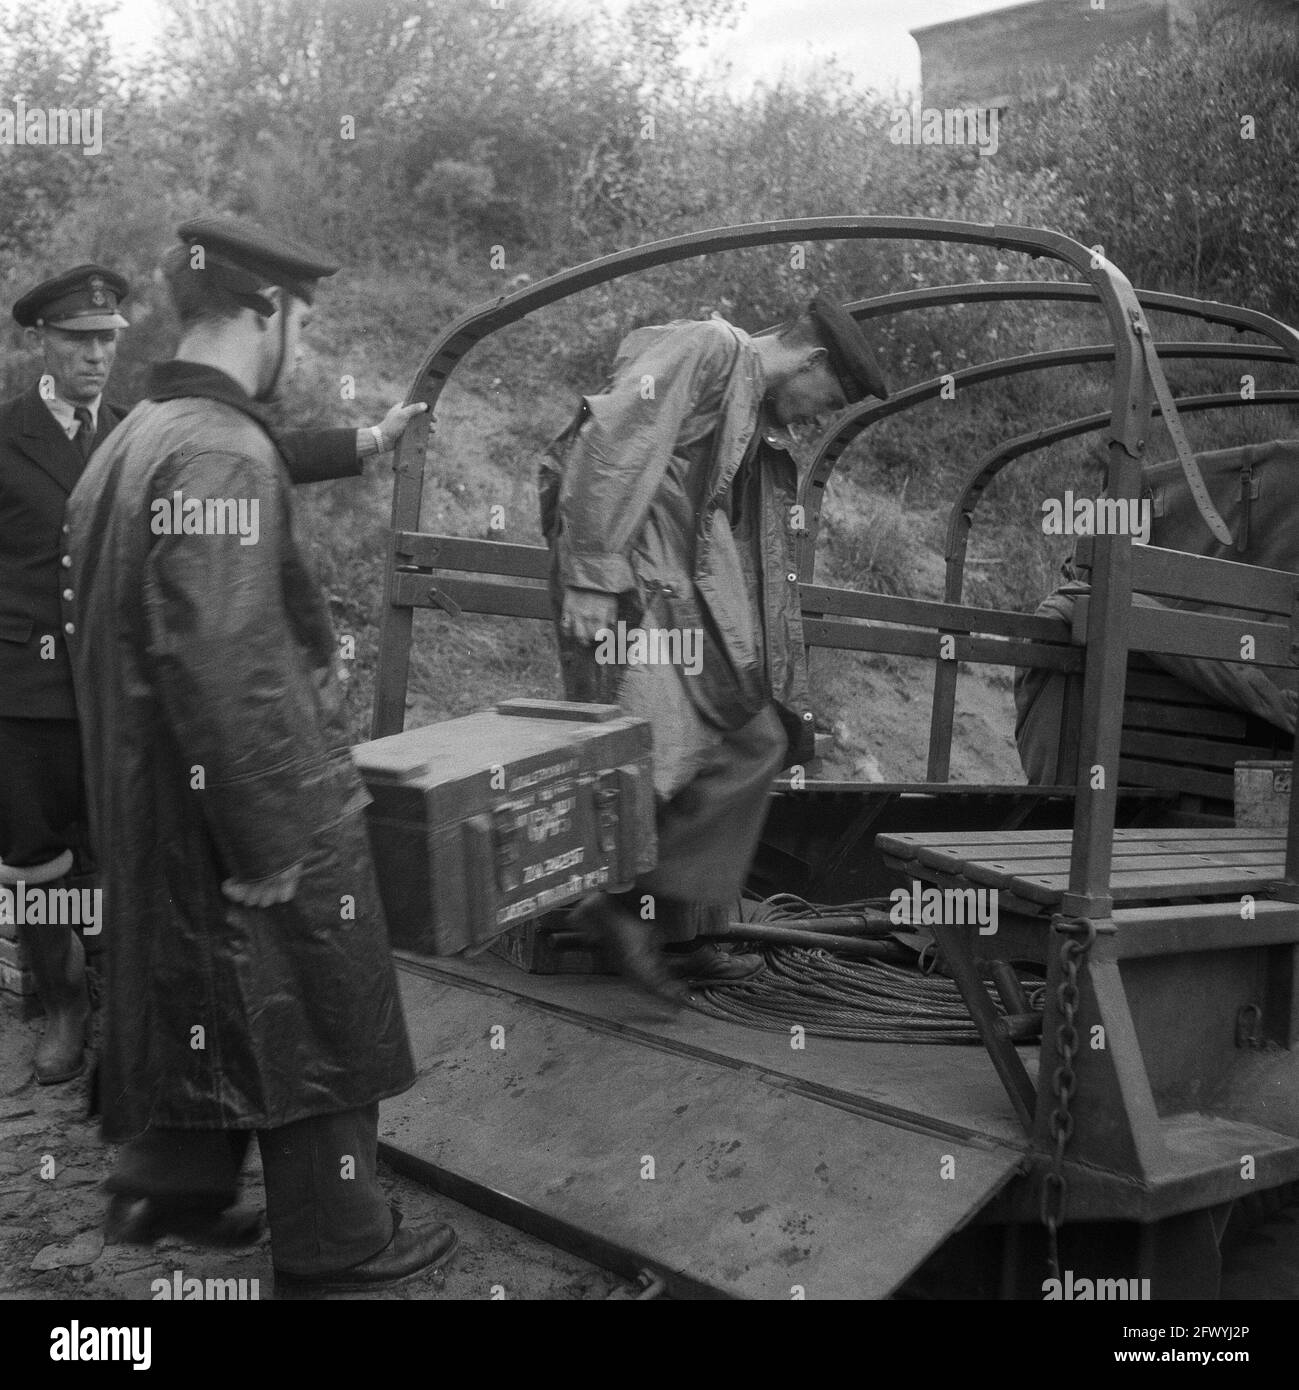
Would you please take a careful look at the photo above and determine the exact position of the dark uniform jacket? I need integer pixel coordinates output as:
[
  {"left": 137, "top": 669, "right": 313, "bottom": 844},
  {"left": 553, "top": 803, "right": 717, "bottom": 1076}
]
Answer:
[
  {"left": 0, "top": 379, "right": 360, "bottom": 722},
  {"left": 66, "top": 361, "right": 414, "bottom": 1137},
  {"left": 541, "top": 316, "right": 813, "bottom": 796},
  {"left": 0, "top": 385, "right": 128, "bottom": 718}
]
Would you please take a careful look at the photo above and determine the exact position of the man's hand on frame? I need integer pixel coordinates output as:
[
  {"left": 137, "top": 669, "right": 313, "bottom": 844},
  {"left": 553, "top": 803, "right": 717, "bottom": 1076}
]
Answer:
[
  {"left": 561, "top": 588, "right": 617, "bottom": 643},
  {"left": 222, "top": 861, "right": 303, "bottom": 907},
  {"left": 359, "top": 401, "right": 429, "bottom": 456}
]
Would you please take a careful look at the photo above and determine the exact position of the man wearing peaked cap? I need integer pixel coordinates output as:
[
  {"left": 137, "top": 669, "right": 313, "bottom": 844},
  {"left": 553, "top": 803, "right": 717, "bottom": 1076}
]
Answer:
[
  {"left": 805, "top": 290, "right": 889, "bottom": 404},
  {"left": 169, "top": 217, "right": 342, "bottom": 405},
  {"left": 176, "top": 217, "right": 342, "bottom": 302},
  {"left": 540, "top": 290, "right": 888, "bottom": 1003},
  {"left": 1, "top": 248, "right": 424, "bottom": 1091},
  {"left": 64, "top": 217, "right": 455, "bottom": 1292},
  {"left": 12, "top": 263, "right": 132, "bottom": 333},
  {"left": 1, "top": 263, "right": 133, "bottom": 1088}
]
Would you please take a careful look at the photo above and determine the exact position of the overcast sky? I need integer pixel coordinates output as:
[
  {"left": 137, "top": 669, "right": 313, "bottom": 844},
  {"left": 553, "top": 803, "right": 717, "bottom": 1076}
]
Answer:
[
  {"left": 107, "top": 0, "right": 1013, "bottom": 97},
  {"left": 678, "top": 0, "right": 1020, "bottom": 97}
]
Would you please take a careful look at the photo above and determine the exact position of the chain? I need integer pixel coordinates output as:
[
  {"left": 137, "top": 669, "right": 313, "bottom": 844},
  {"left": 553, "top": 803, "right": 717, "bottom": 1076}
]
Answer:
[{"left": 1040, "top": 913, "right": 1097, "bottom": 1281}]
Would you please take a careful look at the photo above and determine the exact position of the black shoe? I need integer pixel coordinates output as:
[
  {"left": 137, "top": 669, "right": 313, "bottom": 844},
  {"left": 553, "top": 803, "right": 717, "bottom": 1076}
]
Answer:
[
  {"left": 274, "top": 1210, "right": 458, "bottom": 1295},
  {"left": 572, "top": 895, "right": 685, "bottom": 1009},
  {"left": 667, "top": 942, "right": 764, "bottom": 984},
  {"left": 104, "top": 1194, "right": 264, "bottom": 1247}
]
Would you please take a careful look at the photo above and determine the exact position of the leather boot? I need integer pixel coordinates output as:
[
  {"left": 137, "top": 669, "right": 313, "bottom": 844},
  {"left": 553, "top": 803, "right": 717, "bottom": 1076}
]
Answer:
[
  {"left": 22, "top": 900, "right": 91, "bottom": 1085},
  {"left": 570, "top": 892, "right": 685, "bottom": 1009}
]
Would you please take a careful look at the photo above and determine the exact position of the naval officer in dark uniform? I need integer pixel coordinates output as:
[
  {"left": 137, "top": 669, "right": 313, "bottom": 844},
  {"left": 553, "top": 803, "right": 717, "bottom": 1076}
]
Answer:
[
  {"left": 1, "top": 264, "right": 426, "bottom": 1086},
  {"left": 0, "top": 266, "right": 130, "bottom": 1083}
]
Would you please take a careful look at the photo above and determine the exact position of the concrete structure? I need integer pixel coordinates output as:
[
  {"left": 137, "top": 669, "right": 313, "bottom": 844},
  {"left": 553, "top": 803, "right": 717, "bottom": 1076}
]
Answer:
[{"left": 911, "top": 0, "right": 1289, "bottom": 107}]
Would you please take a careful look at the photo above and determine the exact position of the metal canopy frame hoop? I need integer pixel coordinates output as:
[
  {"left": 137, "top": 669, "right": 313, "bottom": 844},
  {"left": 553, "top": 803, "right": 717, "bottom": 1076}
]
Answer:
[
  {"left": 372, "top": 216, "right": 1152, "bottom": 739},
  {"left": 798, "top": 284, "right": 1299, "bottom": 577}
]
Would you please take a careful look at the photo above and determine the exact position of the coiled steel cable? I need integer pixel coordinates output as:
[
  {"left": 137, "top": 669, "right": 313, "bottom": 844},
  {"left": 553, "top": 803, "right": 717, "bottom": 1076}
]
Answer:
[{"left": 689, "top": 946, "right": 1035, "bottom": 1044}]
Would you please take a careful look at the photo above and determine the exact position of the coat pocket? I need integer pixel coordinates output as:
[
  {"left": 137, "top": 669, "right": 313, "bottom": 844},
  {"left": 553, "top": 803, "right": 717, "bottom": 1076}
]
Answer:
[
  {"left": 0, "top": 615, "right": 34, "bottom": 644},
  {"left": 658, "top": 586, "right": 768, "bottom": 732}
]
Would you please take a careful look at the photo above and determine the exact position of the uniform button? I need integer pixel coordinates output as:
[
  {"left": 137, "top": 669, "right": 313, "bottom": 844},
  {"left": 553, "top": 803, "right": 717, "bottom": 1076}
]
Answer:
[
  {"left": 61, "top": 555, "right": 72, "bottom": 568},
  {"left": 63, "top": 622, "right": 75, "bottom": 635},
  {"left": 62, "top": 588, "right": 74, "bottom": 601},
  {"left": 61, "top": 523, "right": 69, "bottom": 534},
  {"left": 801, "top": 711, "right": 813, "bottom": 722},
  {"left": 787, "top": 572, "right": 797, "bottom": 582}
]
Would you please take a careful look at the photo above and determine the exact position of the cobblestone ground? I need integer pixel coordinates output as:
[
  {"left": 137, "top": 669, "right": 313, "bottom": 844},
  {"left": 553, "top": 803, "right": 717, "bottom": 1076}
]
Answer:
[{"left": 1, "top": 1000, "right": 621, "bottom": 1302}]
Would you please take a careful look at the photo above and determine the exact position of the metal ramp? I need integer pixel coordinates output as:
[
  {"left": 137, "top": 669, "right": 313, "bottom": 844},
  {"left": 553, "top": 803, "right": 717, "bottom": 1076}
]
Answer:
[{"left": 379, "top": 954, "right": 1029, "bottom": 1299}]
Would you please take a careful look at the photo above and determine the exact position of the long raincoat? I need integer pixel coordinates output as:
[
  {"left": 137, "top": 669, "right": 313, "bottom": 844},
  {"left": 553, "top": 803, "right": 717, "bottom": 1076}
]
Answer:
[
  {"left": 541, "top": 316, "right": 814, "bottom": 799},
  {"left": 66, "top": 361, "right": 414, "bottom": 1140}
]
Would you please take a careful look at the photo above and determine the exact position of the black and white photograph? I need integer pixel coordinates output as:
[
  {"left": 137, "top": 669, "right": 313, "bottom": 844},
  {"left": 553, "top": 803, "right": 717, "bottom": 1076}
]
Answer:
[{"left": 2, "top": 0, "right": 1298, "bottom": 1352}]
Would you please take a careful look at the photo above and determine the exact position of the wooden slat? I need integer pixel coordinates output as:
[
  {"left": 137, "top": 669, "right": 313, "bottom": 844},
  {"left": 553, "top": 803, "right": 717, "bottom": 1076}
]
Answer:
[
  {"left": 1130, "top": 544, "right": 1298, "bottom": 616},
  {"left": 1117, "top": 757, "right": 1234, "bottom": 801},
  {"left": 1122, "top": 699, "right": 1248, "bottom": 738},
  {"left": 396, "top": 532, "right": 550, "bottom": 579},
  {"left": 1123, "top": 669, "right": 1235, "bottom": 707},
  {"left": 799, "top": 584, "right": 1071, "bottom": 642},
  {"left": 1074, "top": 597, "right": 1295, "bottom": 668},
  {"left": 895, "top": 849, "right": 1283, "bottom": 890},
  {"left": 392, "top": 571, "right": 551, "bottom": 620},
  {"left": 801, "top": 618, "right": 1083, "bottom": 670},
  {"left": 1129, "top": 606, "right": 1296, "bottom": 668},
  {"left": 966, "top": 850, "right": 1285, "bottom": 878},
  {"left": 390, "top": 540, "right": 1086, "bottom": 677},
  {"left": 1120, "top": 729, "right": 1278, "bottom": 770},
  {"left": 1112, "top": 901, "right": 1299, "bottom": 959},
  {"left": 890, "top": 859, "right": 1280, "bottom": 908},
  {"left": 894, "top": 837, "right": 1286, "bottom": 865},
  {"left": 1076, "top": 538, "right": 1299, "bottom": 617},
  {"left": 1021, "top": 864, "right": 1281, "bottom": 904},
  {"left": 879, "top": 828, "right": 1282, "bottom": 848}
]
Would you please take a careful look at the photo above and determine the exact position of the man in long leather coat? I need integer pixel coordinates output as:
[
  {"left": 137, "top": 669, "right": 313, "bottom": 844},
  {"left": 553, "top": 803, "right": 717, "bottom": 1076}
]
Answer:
[
  {"left": 65, "top": 218, "right": 456, "bottom": 1293},
  {"left": 1, "top": 264, "right": 424, "bottom": 1087},
  {"left": 541, "top": 294, "right": 887, "bottom": 998}
]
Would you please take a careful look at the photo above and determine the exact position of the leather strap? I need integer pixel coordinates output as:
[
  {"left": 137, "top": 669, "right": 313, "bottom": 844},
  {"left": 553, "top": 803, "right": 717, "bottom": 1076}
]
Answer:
[{"left": 1132, "top": 314, "right": 1233, "bottom": 546}]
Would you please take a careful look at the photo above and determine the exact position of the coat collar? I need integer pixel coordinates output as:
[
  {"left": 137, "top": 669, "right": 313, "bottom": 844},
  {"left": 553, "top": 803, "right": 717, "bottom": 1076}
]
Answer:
[
  {"left": 146, "top": 361, "right": 295, "bottom": 466},
  {"left": 146, "top": 360, "right": 273, "bottom": 427},
  {"left": 13, "top": 381, "right": 91, "bottom": 494}
]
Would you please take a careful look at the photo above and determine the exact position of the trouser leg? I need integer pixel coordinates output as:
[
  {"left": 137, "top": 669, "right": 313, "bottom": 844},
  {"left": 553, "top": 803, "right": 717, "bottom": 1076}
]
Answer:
[
  {"left": 654, "top": 899, "right": 728, "bottom": 946},
  {"left": 258, "top": 1103, "right": 394, "bottom": 1277},
  {"left": 0, "top": 715, "right": 90, "bottom": 867},
  {"left": 0, "top": 717, "right": 92, "bottom": 1083},
  {"left": 105, "top": 1128, "right": 252, "bottom": 1205},
  {"left": 638, "top": 702, "right": 786, "bottom": 912}
]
